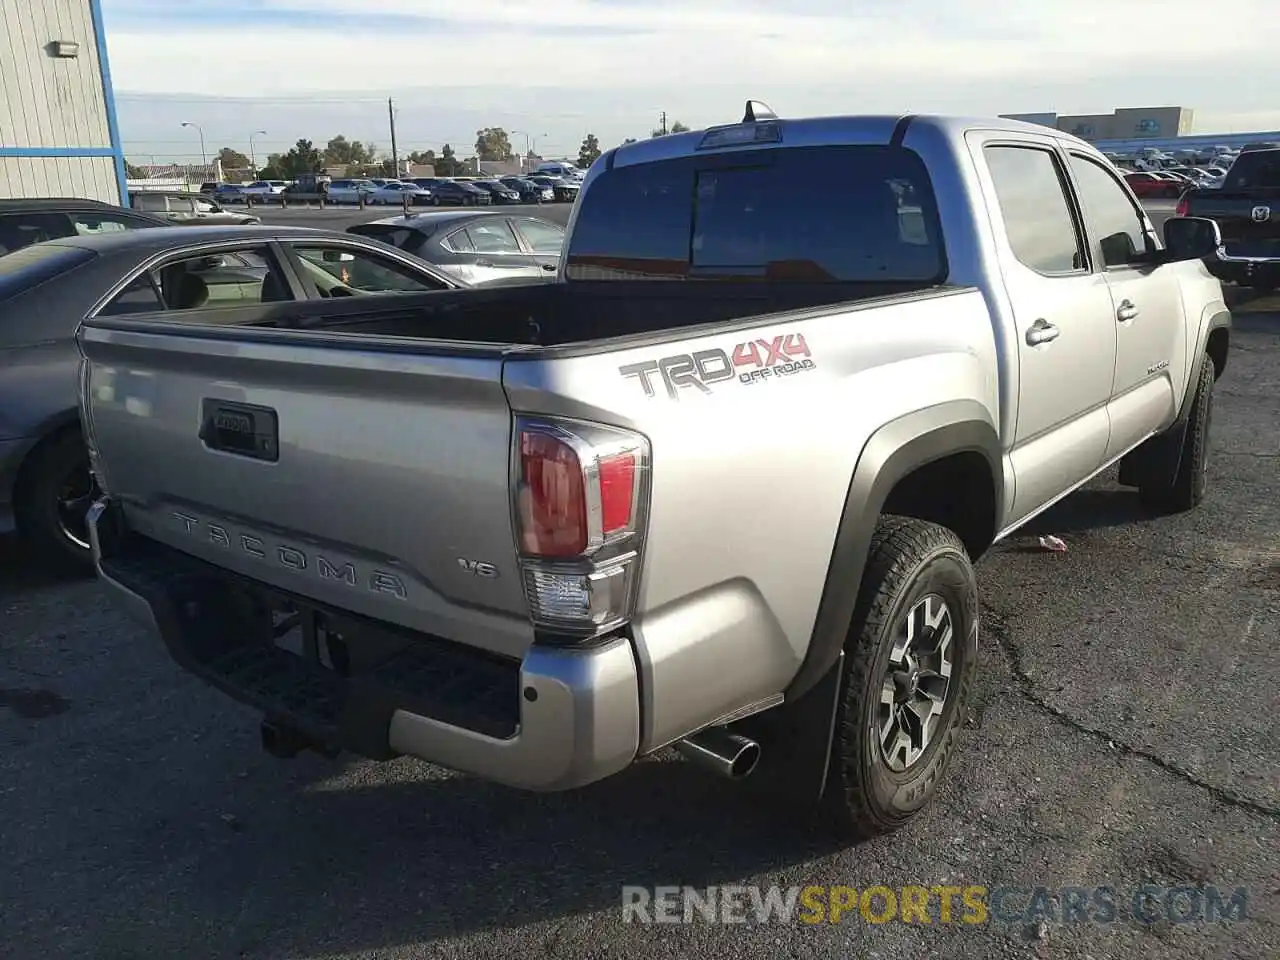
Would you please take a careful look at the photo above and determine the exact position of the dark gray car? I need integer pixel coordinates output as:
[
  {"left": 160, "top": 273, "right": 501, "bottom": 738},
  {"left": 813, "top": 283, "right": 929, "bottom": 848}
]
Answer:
[
  {"left": 0, "top": 224, "right": 467, "bottom": 571},
  {"left": 347, "top": 210, "right": 565, "bottom": 285}
]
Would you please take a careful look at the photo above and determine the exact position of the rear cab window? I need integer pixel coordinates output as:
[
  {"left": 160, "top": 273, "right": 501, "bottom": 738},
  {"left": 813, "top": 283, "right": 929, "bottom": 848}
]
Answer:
[
  {"left": 1223, "top": 151, "right": 1280, "bottom": 190},
  {"left": 565, "top": 144, "right": 946, "bottom": 283}
]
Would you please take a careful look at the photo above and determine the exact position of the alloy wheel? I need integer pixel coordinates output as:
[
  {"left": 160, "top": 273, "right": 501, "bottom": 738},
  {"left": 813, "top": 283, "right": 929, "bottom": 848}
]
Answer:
[{"left": 877, "top": 593, "right": 955, "bottom": 772}]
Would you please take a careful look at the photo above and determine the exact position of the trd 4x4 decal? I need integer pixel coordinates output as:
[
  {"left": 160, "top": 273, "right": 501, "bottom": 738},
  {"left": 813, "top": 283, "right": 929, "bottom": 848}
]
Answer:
[{"left": 619, "top": 333, "right": 816, "bottom": 400}]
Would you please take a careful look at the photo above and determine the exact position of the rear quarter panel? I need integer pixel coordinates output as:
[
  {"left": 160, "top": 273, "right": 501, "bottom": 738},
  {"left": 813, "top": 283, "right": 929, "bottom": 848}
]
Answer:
[{"left": 503, "top": 289, "right": 999, "bottom": 750}]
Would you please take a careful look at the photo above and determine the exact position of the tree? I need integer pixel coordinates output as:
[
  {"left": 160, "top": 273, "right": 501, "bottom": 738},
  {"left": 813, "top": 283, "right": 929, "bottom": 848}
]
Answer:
[
  {"left": 434, "top": 143, "right": 462, "bottom": 176},
  {"left": 124, "top": 160, "right": 147, "bottom": 179},
  {"left": 323, "top": 135, "right": 377, "bottom": 166},
  {"left": 474, "top": 127, "right": 513, "bottom": 162},
  {"left": 257, "top": 152, "right": 285, "bottom": 179},
  {"left": 650, "top": 120, "right": 690, "bottom": 138},
  {"left": 577, "top": 133, "right": 601, "bottom": 169},
  {"left": 217, "top": 147, "right": 250, "bottom": 172},
  {"left": 406, "top": 149, "right": 436, "bottom": 165},
  {"left": 278, "top": 138, "right": 323, "bottom": 178}
]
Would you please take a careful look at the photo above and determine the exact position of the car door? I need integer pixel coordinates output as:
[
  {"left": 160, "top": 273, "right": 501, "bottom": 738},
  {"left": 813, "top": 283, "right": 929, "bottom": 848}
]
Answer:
[
  {"left": 976, "top": 139, "right": 1119, "bottom": 525},
  {"left": 510, "top": 216, "right": 565, "bottom": 275},
  {"left": 1065, "top": 152, "right": 1190, "bottom": 461}
]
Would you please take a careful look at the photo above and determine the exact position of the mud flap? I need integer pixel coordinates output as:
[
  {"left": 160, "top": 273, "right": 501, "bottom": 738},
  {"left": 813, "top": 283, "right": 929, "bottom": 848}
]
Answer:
[{"left": 732, "top": 651, "right": 844, "bottom": 810}]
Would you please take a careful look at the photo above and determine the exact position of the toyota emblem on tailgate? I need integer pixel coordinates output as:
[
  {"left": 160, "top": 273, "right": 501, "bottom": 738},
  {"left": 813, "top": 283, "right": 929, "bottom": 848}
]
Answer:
[{"left": 1252, "top": 205, "right": 1271, "bottom": 222}]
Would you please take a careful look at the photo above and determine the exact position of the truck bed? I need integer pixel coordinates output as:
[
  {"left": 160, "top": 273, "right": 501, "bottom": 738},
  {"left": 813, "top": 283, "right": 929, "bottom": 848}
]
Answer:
[{"left": 225, "top": 279, "right": 941, "bottom": 347}]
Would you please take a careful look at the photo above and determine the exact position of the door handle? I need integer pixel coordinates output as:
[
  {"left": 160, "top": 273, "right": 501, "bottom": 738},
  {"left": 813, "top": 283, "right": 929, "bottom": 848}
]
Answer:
[
  {"left": 1116, "top": 300, "right": 1140, "bottom": 322},
  {"left": 474, "top": 260, "right": 494, "bottom": 267},
  {"left": 1025, "top": 319, "right": 1060, "bottom": 346},
  {"left": 540, "top": 263, "right": 557, "bottom": 272}
]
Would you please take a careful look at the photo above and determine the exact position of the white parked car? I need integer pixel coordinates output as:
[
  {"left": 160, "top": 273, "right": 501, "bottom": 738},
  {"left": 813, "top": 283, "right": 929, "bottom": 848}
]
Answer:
[
  {"left": 241, "top": 180, "right": 288, "bottom": 196},
  {"left": 324, "top": 179, "right": 379, "bottom": 204},
  {"left": 370, "top": 182, "right": 433, "bottom": 206}
]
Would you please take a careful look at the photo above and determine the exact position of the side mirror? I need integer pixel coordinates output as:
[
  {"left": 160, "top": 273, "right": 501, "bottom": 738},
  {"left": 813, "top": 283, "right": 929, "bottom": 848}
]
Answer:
[
  {"left": 193, "top": 255, "right": 227, "bottom": 271},
  {"left": 321, "top": 250, "right": 356, "bottom": 263},
  {"left": 1163, "top": 216, "right": 1222, "bottom": 261}
]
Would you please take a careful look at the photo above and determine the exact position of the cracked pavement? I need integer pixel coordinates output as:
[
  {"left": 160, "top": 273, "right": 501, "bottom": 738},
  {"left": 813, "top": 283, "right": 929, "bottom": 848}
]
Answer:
[{"left": 1, "top": 303, "right": 1277, "bottom": 960}]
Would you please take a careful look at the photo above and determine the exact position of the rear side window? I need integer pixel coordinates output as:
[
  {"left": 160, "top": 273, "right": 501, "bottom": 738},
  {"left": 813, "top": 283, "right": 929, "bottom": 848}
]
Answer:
[
  {"left": 0, "top": 242, "right": 95, "bottom": 300},
  {"left": 984, "top": 146, "right": 1085, "bottom": 275},
  {"left": 0, "top": 212, "right": 75, "bottom": 254},
  {"left": 566, "top": 144, "right": 945, "bottom": 282},
  {"left": 133, "top": 194, "right": 167, "bottom": 212}
]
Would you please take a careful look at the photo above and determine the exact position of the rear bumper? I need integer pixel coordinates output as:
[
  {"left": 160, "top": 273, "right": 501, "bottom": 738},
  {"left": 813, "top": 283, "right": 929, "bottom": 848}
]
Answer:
[
  {"left": 1207, "top": 249, "right": 1280, "bottom": 287},
  {"left": 88, "top": 498, "right": 641, "bottom": 791}
]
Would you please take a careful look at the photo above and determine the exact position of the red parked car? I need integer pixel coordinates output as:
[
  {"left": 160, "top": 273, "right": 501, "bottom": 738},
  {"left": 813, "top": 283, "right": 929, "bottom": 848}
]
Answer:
[{"left": 1124, "top": 171, "right": 1184, "bottom": 199}]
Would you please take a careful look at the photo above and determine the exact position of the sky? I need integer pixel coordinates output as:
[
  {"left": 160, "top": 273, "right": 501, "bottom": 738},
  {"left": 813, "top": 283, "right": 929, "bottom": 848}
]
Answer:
[{"left": 101, "top": 0, "right": 1280, "bottom": 165}]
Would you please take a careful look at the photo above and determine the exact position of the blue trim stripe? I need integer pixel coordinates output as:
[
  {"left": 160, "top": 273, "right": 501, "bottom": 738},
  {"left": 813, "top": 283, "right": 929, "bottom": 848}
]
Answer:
[
  {"left": 89, "top": 0, "right": 128, "bottom": 204},
  {"left": 0, "top": 147, "right": 115, "bottom": 158}
]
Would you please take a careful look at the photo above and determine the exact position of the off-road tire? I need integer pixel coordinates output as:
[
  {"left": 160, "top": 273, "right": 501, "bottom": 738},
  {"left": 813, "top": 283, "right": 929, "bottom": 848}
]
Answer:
[
  {"left": 821, "top": 515, "right": 978, "bottom": 841},
  {"left": 1139, "top": 355, "right": 1214, "bottom": 513},
  {"left": 14, "top": 429, "right": 97, "bottom": 575}
]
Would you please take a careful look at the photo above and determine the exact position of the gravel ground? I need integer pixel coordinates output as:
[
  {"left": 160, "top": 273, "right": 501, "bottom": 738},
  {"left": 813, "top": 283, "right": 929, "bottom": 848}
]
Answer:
[{"left": 0, "top": 297, "right": 1276, "bottom": 960}]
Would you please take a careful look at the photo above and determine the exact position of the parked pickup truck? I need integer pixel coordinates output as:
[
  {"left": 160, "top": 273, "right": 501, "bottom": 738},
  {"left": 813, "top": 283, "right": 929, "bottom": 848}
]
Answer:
[
  {"left": 79, "top": 107, "right": 1231, "bottom": 840},
  {"left": 1178, "top": 146, "right": 1280, "bottom": 293}
]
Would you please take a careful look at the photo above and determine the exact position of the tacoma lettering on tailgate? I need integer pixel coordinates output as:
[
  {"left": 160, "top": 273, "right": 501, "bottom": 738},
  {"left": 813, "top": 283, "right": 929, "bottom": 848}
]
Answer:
[{"left": 619, "top": 332, "right": 815, "bottom": 399}]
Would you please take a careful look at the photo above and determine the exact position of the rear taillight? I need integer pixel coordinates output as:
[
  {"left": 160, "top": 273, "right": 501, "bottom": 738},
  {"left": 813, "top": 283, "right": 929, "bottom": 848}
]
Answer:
[
  {"left": 1175, "top": 195, "right": 1189, "bottom": 218},
  {"left": 513, "top": 416, "right": 650, "bottom": 638}
]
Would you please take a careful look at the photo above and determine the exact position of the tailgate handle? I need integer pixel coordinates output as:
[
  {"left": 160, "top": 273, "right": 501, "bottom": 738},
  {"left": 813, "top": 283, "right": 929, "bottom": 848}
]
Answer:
[{"left": 199, "top": 399, "right": 280, "bottom": 462}]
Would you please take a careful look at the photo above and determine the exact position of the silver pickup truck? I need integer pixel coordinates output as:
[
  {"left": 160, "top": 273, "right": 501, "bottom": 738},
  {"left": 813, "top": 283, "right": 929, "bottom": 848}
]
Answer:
[{"left": 79, "top": 108, "right": 1230, "bottom": 840}]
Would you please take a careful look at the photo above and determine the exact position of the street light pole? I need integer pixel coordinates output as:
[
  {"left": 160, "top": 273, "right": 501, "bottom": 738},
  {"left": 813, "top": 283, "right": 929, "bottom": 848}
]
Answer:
[
  {"left": 181, "top": 121, "right": 207, "bottom": 173},
  {"left": 249, "top": 130, "right": 267, "bottom": 175}
]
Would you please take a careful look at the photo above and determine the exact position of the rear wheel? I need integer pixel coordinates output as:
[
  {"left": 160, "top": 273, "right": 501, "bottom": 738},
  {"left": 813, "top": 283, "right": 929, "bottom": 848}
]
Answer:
[
  {"left": 821, "top": 515, "right": 978, "bottom": 841},
  {"left": 14, "top": 429, "right": 99, "bottom": 574}
]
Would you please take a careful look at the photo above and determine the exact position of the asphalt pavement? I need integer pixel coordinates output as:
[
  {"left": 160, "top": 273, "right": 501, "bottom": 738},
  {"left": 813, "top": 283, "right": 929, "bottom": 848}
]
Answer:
[{"left": 2, "top": 214, "right": 1277, "bottom": 960}]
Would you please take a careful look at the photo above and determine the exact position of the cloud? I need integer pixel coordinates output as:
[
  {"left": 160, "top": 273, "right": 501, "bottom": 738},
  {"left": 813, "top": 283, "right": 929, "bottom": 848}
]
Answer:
[{"left": 101, "top": 0, "right": 1280, "bottom": 159}]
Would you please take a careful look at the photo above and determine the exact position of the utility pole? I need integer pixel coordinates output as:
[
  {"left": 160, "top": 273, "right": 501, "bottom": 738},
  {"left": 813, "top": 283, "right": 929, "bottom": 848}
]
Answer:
[
  {"left": 660, "top": 111, "right": 668, "bottom": 136},
  {"left": 388, "top": 98, "right": 399, "bottom": 177}
]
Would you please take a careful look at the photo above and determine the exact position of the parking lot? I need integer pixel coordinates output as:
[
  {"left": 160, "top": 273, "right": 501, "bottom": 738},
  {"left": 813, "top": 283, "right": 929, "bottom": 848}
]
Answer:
[
  {"left": 247, "top": 200, "right": 574, "bottom": 232},
  {"left": 2, "top": 226, "right": 1277, "bottom": 959}
]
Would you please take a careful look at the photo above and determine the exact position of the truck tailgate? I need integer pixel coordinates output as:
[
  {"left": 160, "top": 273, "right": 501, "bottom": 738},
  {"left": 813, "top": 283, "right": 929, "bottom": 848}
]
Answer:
[
  {"left": 79, "top": 323, "right": 534, "bottom": 659},
  {"left": 1189, "top": 189, "right": 1280, "bottom": 257}
]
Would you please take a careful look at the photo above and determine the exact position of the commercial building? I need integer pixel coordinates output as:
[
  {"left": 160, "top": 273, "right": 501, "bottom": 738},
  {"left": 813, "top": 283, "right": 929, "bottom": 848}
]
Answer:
[
  {"left": 0, "top": 0, "right": 126, "bottom": 204},
  {"left": 1000, "top": 107, "right": 1195, "bottom": 142}
]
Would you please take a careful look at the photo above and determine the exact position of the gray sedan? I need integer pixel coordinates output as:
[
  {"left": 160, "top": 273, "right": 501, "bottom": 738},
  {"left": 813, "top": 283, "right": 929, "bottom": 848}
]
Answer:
[
  {"left": 346, "top": 210, "right": 565, "bottom": 285},
  {"left": 0, "top": 224, "right": 471, "bottom": 571}
]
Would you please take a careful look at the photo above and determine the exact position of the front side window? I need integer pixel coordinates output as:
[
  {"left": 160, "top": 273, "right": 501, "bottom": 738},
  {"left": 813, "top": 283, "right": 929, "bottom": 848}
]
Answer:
[
  {"left": 984, "top": 145, "right": 1085, "bottom": 275},
  {"left": 513, "top": 218, "right": 565, "bottom": 254},
  {"left": 1068, "top": 154, "right": 1150, "bottom": 267},
  {"left": 290, "top": 244, "right": 448, "bottom": 294}
]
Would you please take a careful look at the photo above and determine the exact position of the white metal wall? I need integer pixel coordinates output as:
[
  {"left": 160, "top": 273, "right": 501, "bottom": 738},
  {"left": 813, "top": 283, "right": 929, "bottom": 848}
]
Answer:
[
  {"left": 0, "top": 156, "right": 118, "bottom": 201},
  {"left": 0, "top": 0, "right": 123, "bottom": 202},
  {"left": 0, "top": 0, "right": 110, "bottom": 148}
]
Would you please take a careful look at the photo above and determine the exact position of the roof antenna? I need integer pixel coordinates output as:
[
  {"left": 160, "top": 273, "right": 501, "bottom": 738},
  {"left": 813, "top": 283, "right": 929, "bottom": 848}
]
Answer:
[{"left": 743, "top": 100, "right": 777, "bottom": 123}]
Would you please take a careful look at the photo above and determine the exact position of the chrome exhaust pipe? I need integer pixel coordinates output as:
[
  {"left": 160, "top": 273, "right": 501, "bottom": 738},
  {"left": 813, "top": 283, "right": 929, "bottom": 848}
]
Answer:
[{"left": 675, "top": 727, "right": 761, "bottom": 780}]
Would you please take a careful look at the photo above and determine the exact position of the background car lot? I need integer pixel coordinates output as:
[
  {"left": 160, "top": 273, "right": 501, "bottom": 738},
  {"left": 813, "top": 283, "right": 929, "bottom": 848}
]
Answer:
[{"left": 1, "top": 200, "right": 1276, "bottom": 960}]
